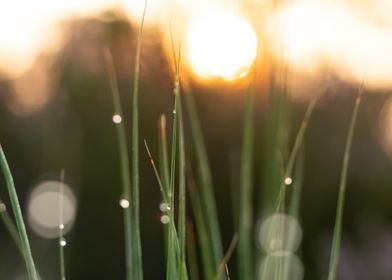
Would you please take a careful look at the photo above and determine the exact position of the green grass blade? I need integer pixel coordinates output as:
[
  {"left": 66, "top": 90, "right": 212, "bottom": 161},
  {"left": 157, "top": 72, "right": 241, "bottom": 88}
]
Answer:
[
  {"left": 104, "top": 49, "right": 135, "bottom": 279},
  {"left": 187, "top": 167, "right": 215, "bottom": 279},
  {"left": 184, "top": 89, "right": 223, "bottom": 271},
  {"left": 0, "top": 144, "right": 38, "bottom": 280},
  {"left": 238, "top": 86, "right": 254, "bottom": 280},
  {"left": 159, "top": 115, "right": 170, "bottom": 192},
  {"left": 186, "top": 222, "right": 200, "bottom": 280},
  {"left": 327, "top": 83, "right": 364, "bottom": 280},
  {"left": 275, "top": 97, "right": 317, "bottom": 213},
  {"left": 214, "top": 234, "right": 238, "bottom": 280},
  {"left": 131, "top": 2, "right": 148, "bottom": 278},
  {"left": 178, "top": 92, "right": 187, "bottom": 279},
  {"left": 0, "top": 200, "right": 24, "bottom": 255},
  {"left": 167, "top": 92, "right": 178, "bottom": 280},
  {"left": 59, "top": 169, "right": 66, "bottom": 280}
]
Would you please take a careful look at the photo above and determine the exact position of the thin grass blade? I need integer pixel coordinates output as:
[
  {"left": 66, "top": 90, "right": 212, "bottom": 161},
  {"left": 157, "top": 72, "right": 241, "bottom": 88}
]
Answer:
[
  {"left": 104, "top": 49, "right": 135, "bottom": 279},
  {"left": 187, "top": 166, "right": 215, "bottom": 279},
  {"left": 0, "top": 144, "right": 38, "bottom": 280},
  {"left": 131, "top": 1, "right": 148, "bottom": 278},
  {"left": 184, "top": 89, "right": 223, "bottom": 271},
  {"left": 327, "top": 83, "right": 364, "bottom": 280},
  {"left": 238, "top": 85, "right": 255, "bottom": 280}
]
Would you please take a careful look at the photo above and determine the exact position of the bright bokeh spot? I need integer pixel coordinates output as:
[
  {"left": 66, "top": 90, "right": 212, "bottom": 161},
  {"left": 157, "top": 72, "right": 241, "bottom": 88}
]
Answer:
[
  {"left": 258, "top": 213, "right": 303, "bottom": 254},
  {"left": 185, "top": 11, "right": 258, "bottom": 80},
  {"left": 27, "top": 180, "right": 77, "bottom": 239}
]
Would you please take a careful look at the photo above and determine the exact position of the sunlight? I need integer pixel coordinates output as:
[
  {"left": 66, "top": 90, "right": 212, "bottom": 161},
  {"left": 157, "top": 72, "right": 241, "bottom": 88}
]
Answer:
[
  {"left": 266, "top": 0, "right": 392, "bottom": 88},
  {"left": 185, "top": 11, "right": 258, "bottom": 80}
]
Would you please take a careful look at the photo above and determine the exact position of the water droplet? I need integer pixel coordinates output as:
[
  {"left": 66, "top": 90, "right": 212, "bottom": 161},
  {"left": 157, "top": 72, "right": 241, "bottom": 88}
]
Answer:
[
  {"left": 160, "top": 214, "right": 170, "bottom": 224},
  {"left": 112, "top": 114, "right": 122, "bottom": 124},
  {"left": 59, "top": 237, "right": 67, "bottom": 247},
  {"left": 59, "top": 224, "right": 65, "bottom": 230},
  {"left": 173, "top": 109, "right": 176, "bottom": 114},
  {"left": 159, "top": 202, "right": 170, "bottom": 212},
  {"left": 285, "top": 177, "right": 293, "bottom": 185},
  {"left": 0, "top": 203, "right": 6, "bottom": 212},
  {"left": 119, "top": 198, "right": 130, "bottom": 209}
]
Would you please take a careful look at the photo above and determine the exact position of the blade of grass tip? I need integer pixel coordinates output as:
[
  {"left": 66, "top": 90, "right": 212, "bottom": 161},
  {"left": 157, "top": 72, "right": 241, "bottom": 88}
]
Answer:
[
  {"left": 104, "top": 48, "right": 135, "bottom": 280},
  {"left": 214, "top": 234, "right": 238, "bottom": 280},
  {"left": 59, "top": 169, "right": 66, "bottom": 280},
  {"left": 186, "top": 222, "right": 200, "bottom": 280},
  {"left": 0, "top": 199, "right": 24, "bottom": 255},
  {"left": 187, "top": 165, "right": 215, "bottom": 279},
  {"left": 159, "top": 115, "right": 170, "bottom": 192},
  {"left": 238, "top": 85, "right": 255, "bottom": 280},
  {"left": 0, "top": 144, "right": 38, "bottom": 280},
  {"left": 131, "top": 1, "right": 148, "bottom": 278},
  {"left": 184, "top": 89, "right": 224, "bottom": 272},
  {"left": 328, "top": 81, "right": 365, "bottom": 280}
]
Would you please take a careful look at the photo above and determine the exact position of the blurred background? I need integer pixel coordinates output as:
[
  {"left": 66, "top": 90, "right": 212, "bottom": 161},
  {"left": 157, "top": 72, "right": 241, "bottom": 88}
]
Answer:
[{"left": 1, "top": 0, "right": 392, "bottom": 279}]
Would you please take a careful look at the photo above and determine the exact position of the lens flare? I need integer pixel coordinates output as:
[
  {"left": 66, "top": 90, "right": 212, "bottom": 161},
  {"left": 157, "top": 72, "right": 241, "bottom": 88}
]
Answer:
[{"left": 185, "top": 11, "right": 258, "bottom": 80}]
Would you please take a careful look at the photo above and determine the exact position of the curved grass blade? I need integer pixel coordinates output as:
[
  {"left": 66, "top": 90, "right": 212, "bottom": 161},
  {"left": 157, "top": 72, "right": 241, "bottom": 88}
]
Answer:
[
  {"left": 214, "top": 234, "right": 238, "bottom": 280},
  {"left": 274, "top": 96, "right": 317, "bottom": 213},
  {"left": 327, "top": 82, "right": 364, "bottom": 280},
  {"left": 238, "top": 85, "right": 254, "bottom": 280},
  {"left": 131, "top": 1, "right": 148, "bottom": 278},
  {"left": 0, "top": 144, "right": 38, "bottom": 280},
  {"left": 104, "top": 49, "right": 135, "bottom": 279}
]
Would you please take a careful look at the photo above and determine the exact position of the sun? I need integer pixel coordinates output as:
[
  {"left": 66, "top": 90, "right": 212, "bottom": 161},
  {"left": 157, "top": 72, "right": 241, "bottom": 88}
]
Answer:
[{"left": 185, "top": 11, "right": 258, "bottom": 81}]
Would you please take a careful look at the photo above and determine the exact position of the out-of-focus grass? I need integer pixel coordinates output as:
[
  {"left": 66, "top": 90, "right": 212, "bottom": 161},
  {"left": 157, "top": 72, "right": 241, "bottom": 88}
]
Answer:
[{"left": 328, "top": 82, "right": 364, "bottom": 280}]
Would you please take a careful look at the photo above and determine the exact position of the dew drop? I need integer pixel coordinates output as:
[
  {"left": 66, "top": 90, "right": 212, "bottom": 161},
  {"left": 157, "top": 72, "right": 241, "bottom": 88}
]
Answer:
[
  {"left": 59, "top": 224, "right": 65, "bottom": 230},
  {"left": 285, "top": 177, "right": 293, "bottom": 185},
  {"left": 173, "top": 109, "right": 176, "bottom": 114},
  {"left": 159, "top": 202, "right": 170, "bottom": 212},
  {"left": 112, "top": 114, "right": 122, "bottom": 124},
  {"left": 119, "top": 198, "right": 130, "bottom": 209},
  {"left": 59, "top": 237, "right": 67, "bottom": 247},
  {"left": 160, "top": 214, "right": 170, "bottom": 224}
]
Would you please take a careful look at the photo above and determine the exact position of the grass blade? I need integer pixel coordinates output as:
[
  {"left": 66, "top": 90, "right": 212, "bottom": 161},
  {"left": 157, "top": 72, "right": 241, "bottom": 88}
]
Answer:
[
  {"left": 167, "top": 88, "right": 178, "bottom": 280},
  {"left": 184, "top": 89, "right": 223, "bottom": 272},
  {"left": 187, "top": 166, "right": 215, "bottom": 279},
  {"left": 59, "top": 169, "right": 66, "bottom": 280},
  {"left": 131, "top": 2, "right": 148, "bottom": 278},
  {"left": 275, "top": 96, "right": 317, "bottom": 213},
  {"left": 159, "top": 115, "right": 170, "bottom": 192},
  {"left": 0, "top": 199, "right": 24, "bottom": 255},
  {"left": 327, "top": 82, "right": 364, "bottom": 280},
  {"left": 0, "top": 144, "right": 38, "bottom": 280},
  {"left": 104, "top": 49, "right": 135, "bottom": 279},
  {"left": 214, "top": 234, "right": 238, "bottom": 280},
  {"left": 238, "top": 86, "right": 254, "bottom": 280},
  {"left": 186, "top": 222, "right": 200, "bottom": 280}
]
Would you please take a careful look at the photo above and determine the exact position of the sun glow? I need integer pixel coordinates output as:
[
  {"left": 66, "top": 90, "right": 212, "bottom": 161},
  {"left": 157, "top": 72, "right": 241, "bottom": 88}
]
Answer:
[{"left": 185, "top": 11, "right": 258, "bottom": 80}]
